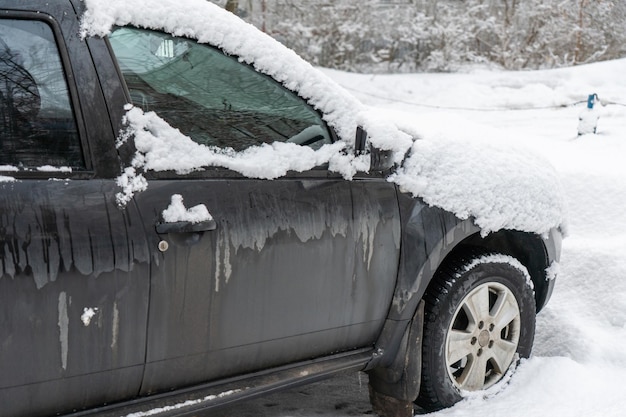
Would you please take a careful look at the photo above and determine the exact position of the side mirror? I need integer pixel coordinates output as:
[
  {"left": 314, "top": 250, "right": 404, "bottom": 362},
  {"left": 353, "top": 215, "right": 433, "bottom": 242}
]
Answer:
[
  {"left": 370, "top": 145, "right": 394, "bottom": 172},
  {"left": 354, "top": 126, "right": 394, "bottom": 173},
  {"left": 355, "top": 126, "right": 367, "bottom": 156}
]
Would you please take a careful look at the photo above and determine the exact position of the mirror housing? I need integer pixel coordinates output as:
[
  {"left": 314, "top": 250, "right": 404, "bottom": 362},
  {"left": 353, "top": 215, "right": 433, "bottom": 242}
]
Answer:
[
  {"left": 355, "top": 126, "right": 367, "bottom": 156},
  {"left": 355, "top": 126, "right": 394, "bottom": 173},
  {"left": 370, "top": 146, "right": 394, "bottom": 172}
]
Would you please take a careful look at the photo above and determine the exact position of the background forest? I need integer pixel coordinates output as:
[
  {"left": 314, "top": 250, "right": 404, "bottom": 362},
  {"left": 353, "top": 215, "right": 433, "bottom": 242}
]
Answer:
[{"left": 210, "top": 0, "right": 626, "bottom": 72}]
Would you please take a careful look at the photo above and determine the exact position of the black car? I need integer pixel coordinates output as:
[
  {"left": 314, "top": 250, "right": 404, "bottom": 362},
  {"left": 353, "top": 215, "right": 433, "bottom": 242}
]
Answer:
[{"left": 0, "top": 1, "right": 562, "bottom": 416}]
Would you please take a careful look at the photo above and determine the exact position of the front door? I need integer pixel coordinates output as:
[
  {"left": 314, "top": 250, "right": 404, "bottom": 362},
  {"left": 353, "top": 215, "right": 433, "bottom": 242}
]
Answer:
[
  {"left": 106, "top": 26, "right": 399, "bottom": 394},
  {"left": 135, "top": 171, "right": 389, "bottom": 393}
]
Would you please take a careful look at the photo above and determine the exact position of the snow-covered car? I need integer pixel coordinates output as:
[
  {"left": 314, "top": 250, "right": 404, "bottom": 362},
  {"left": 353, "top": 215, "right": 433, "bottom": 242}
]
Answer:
[{"left": 0, "top": 0, "right": 564, "bottom": 416}]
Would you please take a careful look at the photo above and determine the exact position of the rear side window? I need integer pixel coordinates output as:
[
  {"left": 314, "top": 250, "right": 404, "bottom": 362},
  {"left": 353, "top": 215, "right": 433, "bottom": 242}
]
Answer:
[
  {"left": 109, "top": 27, "right": 332, "bottom": 152},
  {"left": 0, "top": 19, "right": 83, "bottom": 169}
]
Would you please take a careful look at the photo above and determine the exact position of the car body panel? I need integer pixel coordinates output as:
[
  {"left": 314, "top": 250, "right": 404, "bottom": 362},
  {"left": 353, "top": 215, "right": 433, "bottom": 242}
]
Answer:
[{"left": 133, "top": 175, "right": 400, "bottom": 394}]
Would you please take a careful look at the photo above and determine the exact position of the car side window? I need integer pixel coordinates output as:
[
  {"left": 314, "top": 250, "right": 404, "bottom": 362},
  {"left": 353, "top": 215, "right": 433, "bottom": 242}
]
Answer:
[
  {"left": 109, "top": 27, "right": 332, "bottom": 152},
  {"left": 0, "top": 19, "right": 83, "bottom": 169}
]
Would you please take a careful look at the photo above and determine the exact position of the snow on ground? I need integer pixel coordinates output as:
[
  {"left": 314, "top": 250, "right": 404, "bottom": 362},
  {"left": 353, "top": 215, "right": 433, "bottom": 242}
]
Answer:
[{"left": 322, "top": 59, "right": 626, "bottom": 417}]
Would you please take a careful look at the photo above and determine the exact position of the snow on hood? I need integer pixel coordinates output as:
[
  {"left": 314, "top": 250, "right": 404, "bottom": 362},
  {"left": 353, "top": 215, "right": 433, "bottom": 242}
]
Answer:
[
  {"left": 390, "top": 134, "right": 566, "bottom": 236},
  {"left": 80, "top": 0, "right": 566, "bottom": 237},
  {"left": 384, "top": 110, "right": 567, "bottom": 236}
]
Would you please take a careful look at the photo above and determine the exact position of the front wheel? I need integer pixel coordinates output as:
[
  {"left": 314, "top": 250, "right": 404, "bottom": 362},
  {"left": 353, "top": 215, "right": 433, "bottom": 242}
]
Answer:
[{"left": 416, "top": 252, "right": 536, "bottom": 410}]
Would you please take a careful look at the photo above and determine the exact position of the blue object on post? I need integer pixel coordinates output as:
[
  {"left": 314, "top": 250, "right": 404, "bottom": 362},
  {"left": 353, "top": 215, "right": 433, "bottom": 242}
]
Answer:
[{"left": 587, "top": 93, "right": 598, "bottom": 109}]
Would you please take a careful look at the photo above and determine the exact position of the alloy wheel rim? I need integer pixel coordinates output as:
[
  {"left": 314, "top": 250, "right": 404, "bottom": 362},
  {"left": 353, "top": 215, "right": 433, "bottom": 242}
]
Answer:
[{"left": 445, "top": 281, "right": 521, "bottom": 391}]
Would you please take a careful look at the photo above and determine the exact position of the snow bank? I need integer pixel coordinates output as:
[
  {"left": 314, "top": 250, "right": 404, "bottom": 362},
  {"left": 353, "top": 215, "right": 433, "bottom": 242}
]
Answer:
[
  {"left": 433, "top": 357, "right": 626, "bottom": 417},
  {"left": 81, "top": 0, "right": 565, "bottom": 237}
]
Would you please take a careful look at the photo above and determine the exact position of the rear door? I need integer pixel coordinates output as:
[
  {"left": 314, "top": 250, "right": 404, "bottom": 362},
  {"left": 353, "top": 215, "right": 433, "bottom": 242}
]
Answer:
[
  {"left": 0, "top": 9, "right": 149, "bottom": 416},
  {"left": 105, "top": 27, "right": 400, "bottom": 394}
]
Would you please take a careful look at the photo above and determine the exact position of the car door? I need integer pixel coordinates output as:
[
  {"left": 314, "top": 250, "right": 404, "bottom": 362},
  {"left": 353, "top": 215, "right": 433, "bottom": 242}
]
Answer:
[
  {"left": 106, "top": 26, "right": 400, "bottom": 394},
  {"left": 134, "top": 172, "right": 361, "bottom": 393},
  {"left": 0, "top": 13, "right": 149, "bottom": 416}
]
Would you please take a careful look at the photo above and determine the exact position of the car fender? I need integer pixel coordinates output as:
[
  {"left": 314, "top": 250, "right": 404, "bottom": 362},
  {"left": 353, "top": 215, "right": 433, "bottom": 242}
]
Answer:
[
  {"left": 369, "top": 193, "right": 479, "bottom": 371},
  {"left": 367, "top": 190, "right": 560, "bottom": 402}
]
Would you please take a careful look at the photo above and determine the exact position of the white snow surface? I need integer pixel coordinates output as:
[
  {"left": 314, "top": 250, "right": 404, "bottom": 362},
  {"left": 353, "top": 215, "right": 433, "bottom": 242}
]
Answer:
[
  {"left": 81, "top": 0, "right": 565, "bottom": 237},
  {"left": 459, "top": 254, "right": 534, "bottom": 290},
  {"left": 36, "top": 165, "right": 72, "bottom": 173},
  {"left": 124, "top": 389, "right": 241, "bottom": 417},
  {"left": 577, "top": 105, "right": 601, "bottom": 135},
  {"left": 389, "top": 132, "right": 564, "bottom": 236},
  {"left": 161, "top": 194, "right": 213, "bottom": 224},
  {"left": 80, "top": 308, "right": 98, "bottom": 327},
  {"left": 117, "top": 105, "right": 356, "bottom": 179},
  {"left": 322, "top": 59, "right": 626, "bottom": 417}
]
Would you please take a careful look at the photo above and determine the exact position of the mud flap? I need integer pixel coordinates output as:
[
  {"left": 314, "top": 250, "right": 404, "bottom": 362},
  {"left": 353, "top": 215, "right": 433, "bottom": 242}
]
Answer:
[{"left": 367, "top": 301, "right": 424, "bottom": 417}]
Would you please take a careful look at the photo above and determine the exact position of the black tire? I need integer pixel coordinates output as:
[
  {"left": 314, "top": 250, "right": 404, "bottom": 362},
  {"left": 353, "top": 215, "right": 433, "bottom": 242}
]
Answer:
[{"left": 416, "top": 251, "right": 536, "bottom": 411}]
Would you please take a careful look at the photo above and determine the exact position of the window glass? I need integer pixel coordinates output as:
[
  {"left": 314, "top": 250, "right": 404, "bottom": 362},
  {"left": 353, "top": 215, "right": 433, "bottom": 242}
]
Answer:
[
  {"left": 0, "top": 19, "right": 83, "bottom": 169},
  {"left": 109, "top": 27, "right": 332, "bottom": 152}
]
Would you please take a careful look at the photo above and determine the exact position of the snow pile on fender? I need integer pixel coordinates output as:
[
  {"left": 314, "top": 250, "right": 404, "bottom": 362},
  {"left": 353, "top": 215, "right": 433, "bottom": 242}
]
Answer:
[
  {"left": 390, "top": 134, "right": 566, "bottom": 236},
  {"left": 81, "top": 0, "right": 566, "bottom": 237}
]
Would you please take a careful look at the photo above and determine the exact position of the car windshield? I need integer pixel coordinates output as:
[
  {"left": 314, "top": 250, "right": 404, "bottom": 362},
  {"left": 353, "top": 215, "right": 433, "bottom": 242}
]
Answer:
[{"left": 109, "top": 27, "right": 331, "bottom": 152}]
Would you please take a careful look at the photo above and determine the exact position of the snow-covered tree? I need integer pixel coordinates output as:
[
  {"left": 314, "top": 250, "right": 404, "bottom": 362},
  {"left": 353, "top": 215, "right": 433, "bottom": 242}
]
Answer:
[{"left": 210, "top": 0, "right": 626, "bottom": 72}]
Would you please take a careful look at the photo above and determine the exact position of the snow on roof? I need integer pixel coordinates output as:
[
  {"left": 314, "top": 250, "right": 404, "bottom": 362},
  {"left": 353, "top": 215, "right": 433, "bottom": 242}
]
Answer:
[{"left": 80, "top": 0, "right": 566, "bottom": 237}]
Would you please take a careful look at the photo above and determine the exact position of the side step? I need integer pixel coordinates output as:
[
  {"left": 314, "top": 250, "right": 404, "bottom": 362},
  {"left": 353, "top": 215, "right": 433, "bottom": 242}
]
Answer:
[{"left": 65, "top": 348, "right": 374, "bottom": 417}]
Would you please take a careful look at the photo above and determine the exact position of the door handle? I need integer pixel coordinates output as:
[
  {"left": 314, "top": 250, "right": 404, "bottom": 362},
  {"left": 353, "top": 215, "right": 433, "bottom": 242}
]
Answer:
[{"left": 155, "top": 219, "right": 217, "bottom": 234}]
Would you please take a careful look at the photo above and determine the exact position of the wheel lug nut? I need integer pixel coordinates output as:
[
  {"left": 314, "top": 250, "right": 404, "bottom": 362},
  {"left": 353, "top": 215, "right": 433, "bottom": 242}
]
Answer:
[
  {"left": 489, "top": 323, "right": 495, "bottom": 331},
  {"left": 477, "top": 348, "right": 483, "bottom": 356},
  {"left": 471, "top": 337, "right": 477, "bottom": 345},
  {"left": 478, "top": 321, "right": 484, "bottom": 329},
  {"left": 488, "top": 340, "right": 494, "bottom": 348}
]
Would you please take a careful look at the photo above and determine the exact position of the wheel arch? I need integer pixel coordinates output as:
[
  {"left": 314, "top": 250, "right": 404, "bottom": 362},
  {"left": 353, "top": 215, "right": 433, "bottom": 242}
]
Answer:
[
  {"left": 457, "top": 228, "right": 560, "bottom": 312},
  {"left": 386, "top": 196, "right": 560, "bottom": 325},
  {"left": 366, "top": 195, "right": 561, "bottom": 408}
]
